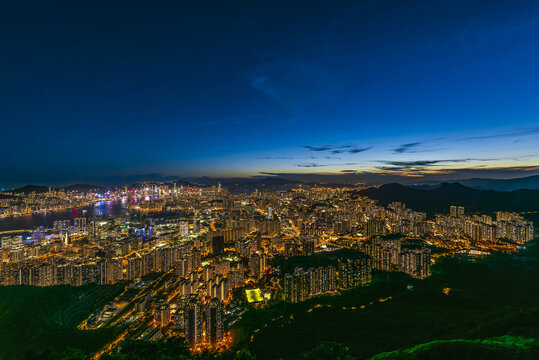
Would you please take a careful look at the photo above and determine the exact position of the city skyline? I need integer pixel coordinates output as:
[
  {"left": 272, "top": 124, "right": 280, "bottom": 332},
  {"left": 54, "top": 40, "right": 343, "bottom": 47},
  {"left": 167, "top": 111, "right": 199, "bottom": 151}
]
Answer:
[
  {"left": 2, "top": 0, "right": 539, "bottom": 188},
  {"left": 2, "top": 2, "right": 539, "bottom": 359},
  {"left": 0, "top": 178, "right": 536, "bottom": 359}
]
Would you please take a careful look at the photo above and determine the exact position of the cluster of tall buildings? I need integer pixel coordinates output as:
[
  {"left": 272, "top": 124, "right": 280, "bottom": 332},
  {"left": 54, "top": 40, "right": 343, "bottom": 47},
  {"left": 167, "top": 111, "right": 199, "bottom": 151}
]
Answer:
[
  {"left": 436, "top": 207, "right": 534, "bottom": 244},
  {"left": 283, "top": 266, "right": 337, "bottom": 302},
  {"left": 181, "top": 295, "right": 224, "bottom": 348},
  {"left": 0, "top": 258, "right": 123, "bottom": 286},
  {"left": 126, "top": 244, "right": 194, "bottom": 280},
  {"left": 450, "top": 206, "right": 465, "bottom": 218},
  {"left": 0, "top": 187, "right": 97, "bottom": 217},
  {"left": 495, "top": 212, "right": 535, "bottom": 244},
  {"left": 0, "top": 183, "right": 535, "bottom": 353},
  {"left": 361, "top": 238, "right": 431, "bottom": 278},
  {"left": 399, "top": 247, "right": 432, "bottom": 279},
  {"left": 338, "top": 257, "right": 372, "bottom": 288},
  {"left": 0, "top": 238, "right": 214, "bottom": 288},
  {"left": 363, "top": 202, "right": 428, "bottom": 238},
  {"left": 281, "top": 239, "right": 430, "bottom": 304}
]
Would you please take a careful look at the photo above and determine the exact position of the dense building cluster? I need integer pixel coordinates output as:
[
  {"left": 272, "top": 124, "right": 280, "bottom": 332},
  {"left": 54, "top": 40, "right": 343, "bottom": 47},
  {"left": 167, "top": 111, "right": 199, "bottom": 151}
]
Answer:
[
  {"left": 360, "top": 238, "right": 431, "bottom": 278},
  {"left": 180, "top": 295, "right": 224, "bottom": 348},
  {"left": 283, "top": 266, "right": 338, "bottom": 302},
  {"left": 0, "top": 187, "right": 97, "bottom": 217},
  {"left": 338, "top": 257, "right": 372, "bottom": 288},
  {"left": 0, "top": 182, "right": 534, "bottom": 352},
  {"left": 434, "top": 207, "right": 534, "bottom": 244}
]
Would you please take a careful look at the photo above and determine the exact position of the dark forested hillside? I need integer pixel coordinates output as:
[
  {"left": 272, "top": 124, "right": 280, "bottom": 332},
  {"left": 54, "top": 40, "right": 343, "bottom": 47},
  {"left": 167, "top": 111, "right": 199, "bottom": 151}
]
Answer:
[{"left": 358, "top": 183, "right": 539, "bottom": 216}]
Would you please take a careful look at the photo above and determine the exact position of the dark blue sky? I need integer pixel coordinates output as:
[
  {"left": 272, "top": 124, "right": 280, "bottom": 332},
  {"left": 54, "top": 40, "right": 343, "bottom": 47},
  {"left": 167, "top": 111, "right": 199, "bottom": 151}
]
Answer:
[{"left": 2, "top": 0, "right": 539, "bottom": 187}]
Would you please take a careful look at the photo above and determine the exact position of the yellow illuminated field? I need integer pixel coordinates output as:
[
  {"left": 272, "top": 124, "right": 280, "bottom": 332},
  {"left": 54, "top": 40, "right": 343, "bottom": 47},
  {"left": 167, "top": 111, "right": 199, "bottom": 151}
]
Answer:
[{"left": 245, "top": 289, "right": 263, "bottom": 303}]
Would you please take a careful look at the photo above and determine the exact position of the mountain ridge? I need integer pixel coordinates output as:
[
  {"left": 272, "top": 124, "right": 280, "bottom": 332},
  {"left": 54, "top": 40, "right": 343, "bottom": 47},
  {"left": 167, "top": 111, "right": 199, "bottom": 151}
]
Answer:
[
  {"left": 412, "top": 174, "right": 539, "bottom": 191},
  {"left": 358, "top": 182, "right": 539, "bottom": 216}
]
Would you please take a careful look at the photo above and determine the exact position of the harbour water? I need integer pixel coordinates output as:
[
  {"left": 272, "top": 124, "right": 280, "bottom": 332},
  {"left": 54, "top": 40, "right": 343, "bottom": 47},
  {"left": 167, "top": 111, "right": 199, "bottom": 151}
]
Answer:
[{"left": 0, "top": 199, "right": 130, "bottom": 232}]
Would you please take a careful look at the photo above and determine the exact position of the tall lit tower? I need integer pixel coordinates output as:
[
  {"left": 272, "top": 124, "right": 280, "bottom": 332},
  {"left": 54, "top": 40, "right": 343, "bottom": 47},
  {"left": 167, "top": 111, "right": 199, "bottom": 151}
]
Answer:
[
  {"left": 205, "top": 298, "right": 224, "bottom": 346},
  {"left": 184, "top": 295, "right": 203, "bottom": 347}
]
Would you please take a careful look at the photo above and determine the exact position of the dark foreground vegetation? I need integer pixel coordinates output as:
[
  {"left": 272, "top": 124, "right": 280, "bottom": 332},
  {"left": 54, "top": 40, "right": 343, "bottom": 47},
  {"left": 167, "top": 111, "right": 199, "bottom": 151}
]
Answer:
[
  {"left": 235, "top": 238, "right": 539, "bottom": 359},
  {"left": 5, "top": 237, "right": 539, "bottom": 360},
  {"left": 0, "top": 283, "right": 124, "bottom": 359}
]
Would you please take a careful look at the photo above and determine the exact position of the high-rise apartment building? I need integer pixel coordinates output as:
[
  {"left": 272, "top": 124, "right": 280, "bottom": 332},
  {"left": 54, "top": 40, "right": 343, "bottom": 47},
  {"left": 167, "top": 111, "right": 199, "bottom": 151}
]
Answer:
[
  {"left": 205, "top": 298, "right": 224, "bottom": 347},
  {"left": 184, "top": 295, "right": 204, "bottom": 348}
]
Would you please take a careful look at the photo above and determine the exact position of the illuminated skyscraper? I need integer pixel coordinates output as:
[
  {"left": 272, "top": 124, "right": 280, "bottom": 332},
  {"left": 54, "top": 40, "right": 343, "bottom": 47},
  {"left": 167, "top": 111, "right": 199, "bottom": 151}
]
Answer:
[
  {"left": 309, "top": 266, "right": 337, "bottom": 296},
  {"left": 191, "top": 248, "right": 202, "bottom": 270},
  {"left": 212, "top": 235, "right": 225, "bottom": 254},
  {"left": 184, "top": 295, "right": 204, "bottom": 347},
  {"left": 283, "top": 268, "right": 310, "bottom": 303},
  {"left": 338, "top": 257, "right": 372, "bottom": 288},
  {"left": 229, "top": 263, "right": 244, "bottom": 288},
  {"left": 365, "top": 219, "right": 386, "bottom": 236},
  {"left": 399, "top": 246, "right": 431, "bottom": 278},
  {"left": 154, "top": 303, "right": 171, "bottom": 327},
  {"left": 205, "top": 298, "right": 224, "bottom": 346},
  {"left": 249, "top": 252, "right": 266, "bottom": 278}
]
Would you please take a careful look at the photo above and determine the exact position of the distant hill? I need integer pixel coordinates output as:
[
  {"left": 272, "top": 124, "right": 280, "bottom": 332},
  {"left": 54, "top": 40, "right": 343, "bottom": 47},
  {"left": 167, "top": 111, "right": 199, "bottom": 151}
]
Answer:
[
  {"left": 452, "top": 174, "right": 539, "bottom": 191},
  {"left": 3, "top": 184, "right": 105, "bottom": 194},
  {"left": 412, "top": 174, "right": 539, "bottom": 191},
  {"left": 61, "top": 184, "right": 104, "bottom": 193},
  {"left": 223, "top": 177, "right": 302, "bottom": 193},
  {"left": 125, "top": 179, "right": 202, "bottom": 190},
  {"left": 187, "top": 176, "right": 302, "bottom": 193},
  {"left": 358, "top": 182, "right": 539, "bottom": 215},
  {"left": 167, "top": 179, "right": 201, "bottom": 188},
  {"left": 6, "top": 184, "right": 51, "bottom": 194}
]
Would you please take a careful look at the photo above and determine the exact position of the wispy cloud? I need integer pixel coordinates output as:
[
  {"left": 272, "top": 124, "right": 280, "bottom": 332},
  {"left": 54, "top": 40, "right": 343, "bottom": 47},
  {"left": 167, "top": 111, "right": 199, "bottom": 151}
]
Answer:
[
  {"left": 459, "top": 128, "right": 539, "bottom": 141},
  {"left": 392, "top": 128, "right": 539, "bottom": 155},
  {"left": 295, "top": 161, "right": 359, "bottom": 168},
  {"left": 304, "top": 144, "right": 372, "bottom": 154},
  {"left": 375, "top": 158, "right": 501, "bottom": 172},
  {"left": 256, "top": 155, "right": 342, "bottom": 160},
  {"left": 256, "top": 165, "right": 539, "bottom": 186},
  {"left": 304, "top": 145, "right": 334, "bottom": 152},
  {"left": 393, "top": 142, "right": 422, "bottom": 153},
  {"left": 256, "top": 156, "right": 296, "bottom": 160},
  {"left": 391, "top": 136, "right": 449, "bottom": 154},
  {"left": 295, "top": 163, "right": 328, "bottom": 168},
  {"left": 348, "top": 146, "right": 372, "bottom": 154}
]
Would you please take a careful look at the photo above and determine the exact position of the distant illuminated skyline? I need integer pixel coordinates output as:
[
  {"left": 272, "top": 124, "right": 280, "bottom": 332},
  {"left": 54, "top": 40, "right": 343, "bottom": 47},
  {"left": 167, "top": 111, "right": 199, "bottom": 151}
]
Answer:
[{"left": 1, "top": 0, "right": 539, "bottom": 188}]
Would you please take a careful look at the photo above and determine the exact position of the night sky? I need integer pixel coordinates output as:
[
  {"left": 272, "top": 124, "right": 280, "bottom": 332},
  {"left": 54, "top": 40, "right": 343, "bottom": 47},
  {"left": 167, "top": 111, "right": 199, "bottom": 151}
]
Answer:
[{"left": 2, "top": 0, "right": 539, "bottom": 187}]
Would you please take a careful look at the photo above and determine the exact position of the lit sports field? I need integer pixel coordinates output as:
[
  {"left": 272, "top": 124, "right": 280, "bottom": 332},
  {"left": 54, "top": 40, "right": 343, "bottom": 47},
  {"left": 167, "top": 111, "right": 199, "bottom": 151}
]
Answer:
[{"left": 245, "top": 288, "right": 263, "bottom": 303}]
